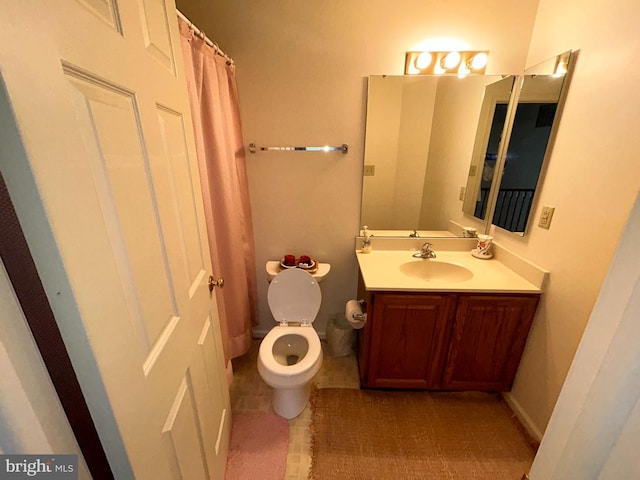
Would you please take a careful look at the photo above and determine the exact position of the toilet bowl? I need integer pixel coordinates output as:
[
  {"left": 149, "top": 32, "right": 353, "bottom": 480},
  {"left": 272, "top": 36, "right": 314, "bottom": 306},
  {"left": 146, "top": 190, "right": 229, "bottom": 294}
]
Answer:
[{"left": 257, "top": 268, "right": 323, "bottom": 419}]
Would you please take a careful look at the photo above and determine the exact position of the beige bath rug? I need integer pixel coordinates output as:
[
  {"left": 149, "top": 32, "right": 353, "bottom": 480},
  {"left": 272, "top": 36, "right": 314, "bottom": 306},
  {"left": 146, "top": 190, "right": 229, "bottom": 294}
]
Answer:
[{"left": 310, "top": 388, "right": 534, "bottom": 479}]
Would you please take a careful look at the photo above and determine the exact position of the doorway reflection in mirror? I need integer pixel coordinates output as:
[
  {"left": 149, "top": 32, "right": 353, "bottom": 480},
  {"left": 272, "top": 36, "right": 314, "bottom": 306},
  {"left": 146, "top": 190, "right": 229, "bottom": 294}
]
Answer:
[{"left": 462, "top": 76, "right": 515, "bottom": 222}]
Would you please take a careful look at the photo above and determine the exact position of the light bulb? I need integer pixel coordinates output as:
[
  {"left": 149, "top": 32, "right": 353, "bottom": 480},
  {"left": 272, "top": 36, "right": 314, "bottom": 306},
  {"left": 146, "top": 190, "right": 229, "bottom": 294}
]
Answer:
[
  {"left": 443, "top": 51, "right": 461, "bottom": 69},
  {"left": 414, "top": 52, "right": 433, "bottom": 70},
  {"left": 470, "top": 52, "right": 488, "bottom": 70}
]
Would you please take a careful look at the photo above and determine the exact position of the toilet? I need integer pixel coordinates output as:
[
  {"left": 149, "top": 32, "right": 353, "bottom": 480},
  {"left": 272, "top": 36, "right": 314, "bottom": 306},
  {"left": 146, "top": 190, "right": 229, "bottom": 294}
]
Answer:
[{"left": 257, "top": 268, "right": 323, "bottom": 419}]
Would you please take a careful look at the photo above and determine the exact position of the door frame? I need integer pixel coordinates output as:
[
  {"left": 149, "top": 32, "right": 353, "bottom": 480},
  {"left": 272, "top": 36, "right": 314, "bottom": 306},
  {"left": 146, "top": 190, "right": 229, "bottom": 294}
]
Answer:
[{"left": 0, "top": 170, "right": 113, "bottom": 478}]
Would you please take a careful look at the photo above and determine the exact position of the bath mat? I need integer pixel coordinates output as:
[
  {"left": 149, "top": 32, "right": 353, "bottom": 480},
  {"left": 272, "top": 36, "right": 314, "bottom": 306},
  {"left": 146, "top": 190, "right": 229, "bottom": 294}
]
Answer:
[
  {"left": 310, "top": 388, "right": 534, "bottom": 480},
  {"left": 225, "top": 412, "right": 289, "bottom": 480}
]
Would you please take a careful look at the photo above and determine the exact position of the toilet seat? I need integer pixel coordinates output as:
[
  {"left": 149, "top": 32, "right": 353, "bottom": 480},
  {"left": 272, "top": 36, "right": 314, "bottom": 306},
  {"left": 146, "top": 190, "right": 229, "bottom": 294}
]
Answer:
[
  {"left": 268, "top": 268, "right": 321, "bottom": 325},
  {"left": 258, "top": 326, "right": 322, "bottom": 385}
]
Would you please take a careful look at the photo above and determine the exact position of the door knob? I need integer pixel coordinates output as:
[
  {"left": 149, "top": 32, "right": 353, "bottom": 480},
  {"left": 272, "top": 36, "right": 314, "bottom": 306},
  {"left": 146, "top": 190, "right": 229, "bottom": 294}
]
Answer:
[{"left": 208, "top": 275, "right": 224, "bottom": 292}]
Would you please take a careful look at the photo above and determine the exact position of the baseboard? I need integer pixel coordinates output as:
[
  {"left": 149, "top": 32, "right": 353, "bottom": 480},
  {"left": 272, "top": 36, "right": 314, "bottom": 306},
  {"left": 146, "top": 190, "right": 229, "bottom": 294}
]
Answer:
[{"left": 502, "top": 392, "right": 543, "bottom": 445}]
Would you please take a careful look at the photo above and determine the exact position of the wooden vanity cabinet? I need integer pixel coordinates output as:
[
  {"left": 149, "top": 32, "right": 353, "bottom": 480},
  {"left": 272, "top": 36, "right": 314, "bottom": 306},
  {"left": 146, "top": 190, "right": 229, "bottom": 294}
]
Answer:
[
  {"left": 358, "top": 288, "right": 539, "bottom": 392},
  {"left": 363, "top": 293, "right": 457, "bottom": 389},
  {"left": 441, "top": 295, "right": 539, "bottom": 391}
]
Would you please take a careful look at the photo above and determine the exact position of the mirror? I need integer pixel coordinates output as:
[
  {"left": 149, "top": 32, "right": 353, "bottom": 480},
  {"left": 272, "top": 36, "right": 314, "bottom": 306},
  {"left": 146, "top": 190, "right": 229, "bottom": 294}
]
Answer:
[
  {"left": 487, "top": 51, "right": 573, "bottom": 235},
  {"left": 360, "top": 51, "right": 573, "bottom": 238},
  {"left": 462, "top": 76, "right": 516, "bottom": 221},
  {"left": 361, "top": 75, "right": 513, "bottom": 237}
]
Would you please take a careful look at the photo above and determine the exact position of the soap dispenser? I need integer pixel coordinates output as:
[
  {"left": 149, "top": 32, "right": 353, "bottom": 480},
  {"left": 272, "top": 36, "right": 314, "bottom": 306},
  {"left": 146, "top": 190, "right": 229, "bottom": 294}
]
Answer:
[{"left": 361, "top": 225, "right": 373, "bottom": 253}]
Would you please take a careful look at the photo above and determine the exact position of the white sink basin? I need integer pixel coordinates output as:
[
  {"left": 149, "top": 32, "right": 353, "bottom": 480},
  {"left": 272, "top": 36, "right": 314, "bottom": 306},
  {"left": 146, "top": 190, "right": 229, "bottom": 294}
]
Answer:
[{"left": 399, "top": 260, "right": 474, "bottom": 283}]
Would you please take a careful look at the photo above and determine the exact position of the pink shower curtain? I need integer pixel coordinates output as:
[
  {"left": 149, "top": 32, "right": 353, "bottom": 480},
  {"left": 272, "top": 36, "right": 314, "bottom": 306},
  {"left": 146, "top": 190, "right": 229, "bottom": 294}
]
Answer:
[{"left": 178, "top": 19, "right": 258, "bottom": 366}]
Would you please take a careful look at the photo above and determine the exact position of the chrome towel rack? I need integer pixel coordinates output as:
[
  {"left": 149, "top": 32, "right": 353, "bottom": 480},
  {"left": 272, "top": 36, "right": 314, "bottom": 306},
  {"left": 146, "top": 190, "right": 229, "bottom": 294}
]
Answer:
[{"left": 248, "top": 143, "right": 348, "bottom": 154}]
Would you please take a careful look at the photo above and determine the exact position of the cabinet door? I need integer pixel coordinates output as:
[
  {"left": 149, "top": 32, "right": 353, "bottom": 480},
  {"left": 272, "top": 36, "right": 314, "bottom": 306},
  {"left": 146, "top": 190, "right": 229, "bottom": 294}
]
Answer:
[
  {"left": 366, "top": 293, "right": 456, "bottom": 389},
  {"left": 442, "top": 295, "right": 539, "bottom": 391}
]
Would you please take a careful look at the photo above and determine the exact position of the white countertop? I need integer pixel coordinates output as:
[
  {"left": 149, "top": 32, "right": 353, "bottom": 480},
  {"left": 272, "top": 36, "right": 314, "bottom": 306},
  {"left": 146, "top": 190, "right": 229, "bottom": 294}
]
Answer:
[{"left": 356, "top": 249, "right": 543, "bottom": 293}]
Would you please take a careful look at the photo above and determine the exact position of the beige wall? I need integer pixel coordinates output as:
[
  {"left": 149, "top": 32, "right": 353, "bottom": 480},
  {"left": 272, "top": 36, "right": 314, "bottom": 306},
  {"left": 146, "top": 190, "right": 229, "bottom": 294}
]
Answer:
[
  {"left": 497, "top": 0, "right": 640, "bottom": 437},
  {"left": 177, "top": 0, "right": 539, "bottom": 337},
  {"left": 529, "top": 192, "right": 640, "bottom": 479},
  {"left": 177, "top": 0, "right": 640, "bottom": 440}
]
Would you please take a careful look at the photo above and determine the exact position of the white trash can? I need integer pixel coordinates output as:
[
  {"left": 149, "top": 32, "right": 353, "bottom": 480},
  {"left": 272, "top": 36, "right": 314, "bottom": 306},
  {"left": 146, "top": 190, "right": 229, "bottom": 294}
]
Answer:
[{"left": 325, "top": 314, "right": 355, "bottom": 357}]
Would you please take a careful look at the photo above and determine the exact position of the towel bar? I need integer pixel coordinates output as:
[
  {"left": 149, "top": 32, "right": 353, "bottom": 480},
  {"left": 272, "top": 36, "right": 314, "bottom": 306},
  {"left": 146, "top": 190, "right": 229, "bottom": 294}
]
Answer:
[{"left": 248, "top": 143, "right": 348, "bottom": 154}]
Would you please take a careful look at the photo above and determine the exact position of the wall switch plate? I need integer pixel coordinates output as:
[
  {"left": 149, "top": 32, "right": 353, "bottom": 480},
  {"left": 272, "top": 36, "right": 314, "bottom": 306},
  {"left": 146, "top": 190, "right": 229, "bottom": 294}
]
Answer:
[
  {"left": 538, "top": 205, "right": 555, "bottom": 229},
  {"left": 469, "top": 165, "right": 477, "bottom": 176},
  {"left": 459, "top": 186, "right": 466, "bottom": 201},
  {"left": 363, "top": 165, "right": 376, "bottom": 176}
]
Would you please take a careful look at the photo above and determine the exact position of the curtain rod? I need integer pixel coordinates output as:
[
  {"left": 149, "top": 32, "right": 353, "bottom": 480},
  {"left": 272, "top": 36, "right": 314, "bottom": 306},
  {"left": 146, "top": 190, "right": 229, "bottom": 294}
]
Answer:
[{"left": 176, "top": 10, "right": 234, "bottom": 65}]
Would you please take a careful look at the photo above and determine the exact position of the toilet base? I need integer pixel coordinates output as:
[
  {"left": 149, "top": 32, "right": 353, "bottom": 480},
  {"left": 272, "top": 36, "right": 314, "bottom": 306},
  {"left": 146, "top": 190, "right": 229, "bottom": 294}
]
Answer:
[{"left": 271, "top": 383, "right": 311, "bottom": 419}]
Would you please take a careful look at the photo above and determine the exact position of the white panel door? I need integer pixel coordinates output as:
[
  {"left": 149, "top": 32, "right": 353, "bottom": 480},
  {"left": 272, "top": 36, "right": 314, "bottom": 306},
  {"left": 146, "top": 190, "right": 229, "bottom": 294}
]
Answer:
[{"left": 0, "top": 1, "right": 230, "bottom": 478}]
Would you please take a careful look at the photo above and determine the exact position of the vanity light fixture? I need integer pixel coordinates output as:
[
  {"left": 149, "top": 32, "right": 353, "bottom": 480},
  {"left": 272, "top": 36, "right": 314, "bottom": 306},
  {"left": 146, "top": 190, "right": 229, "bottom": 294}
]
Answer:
[{"left": 405, "top": 50, "right": 490, "bottom": 75}]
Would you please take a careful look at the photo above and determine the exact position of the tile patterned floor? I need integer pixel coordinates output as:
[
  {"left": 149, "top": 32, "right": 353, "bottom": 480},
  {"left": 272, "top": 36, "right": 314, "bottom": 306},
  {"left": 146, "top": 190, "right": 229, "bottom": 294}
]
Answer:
[{"left": 229, "top": 339, "right": 360, "bottom": 480}]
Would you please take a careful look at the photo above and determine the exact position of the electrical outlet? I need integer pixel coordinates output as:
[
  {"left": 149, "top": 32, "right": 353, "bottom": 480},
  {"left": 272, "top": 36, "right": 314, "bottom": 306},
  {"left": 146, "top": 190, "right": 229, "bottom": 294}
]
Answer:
[
  {"left": 363, "top": 165, "right": 376, "bottom": 176},
  {"left": 459, "top": 187, "right": 466, "bottom": 201},
  {"left": 538, "top": 206, "right": 555, "bottom": 229}
]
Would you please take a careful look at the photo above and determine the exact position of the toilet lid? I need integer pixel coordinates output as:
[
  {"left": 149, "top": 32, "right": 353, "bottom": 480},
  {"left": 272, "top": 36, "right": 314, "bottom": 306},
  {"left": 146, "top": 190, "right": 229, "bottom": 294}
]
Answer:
[{"left": 268, "top": 268, "right": 321, "bottom": 324}]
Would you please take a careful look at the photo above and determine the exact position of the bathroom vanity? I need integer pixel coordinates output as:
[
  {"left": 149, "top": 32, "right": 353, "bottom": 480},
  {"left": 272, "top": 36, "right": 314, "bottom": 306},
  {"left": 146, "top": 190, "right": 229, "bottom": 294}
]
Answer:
[{"left": 354, "top": 239, "right": 546, "bottom": 392}]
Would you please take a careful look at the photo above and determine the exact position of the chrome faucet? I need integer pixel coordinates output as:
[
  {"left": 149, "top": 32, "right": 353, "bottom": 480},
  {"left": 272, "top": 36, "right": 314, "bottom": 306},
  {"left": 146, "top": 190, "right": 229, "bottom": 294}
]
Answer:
[
  {"left": 409, "top": 229, "right": 420, "bottom": 238},
  {"left": 413, "top": 242, "right": 436, "bottom": 259}
]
